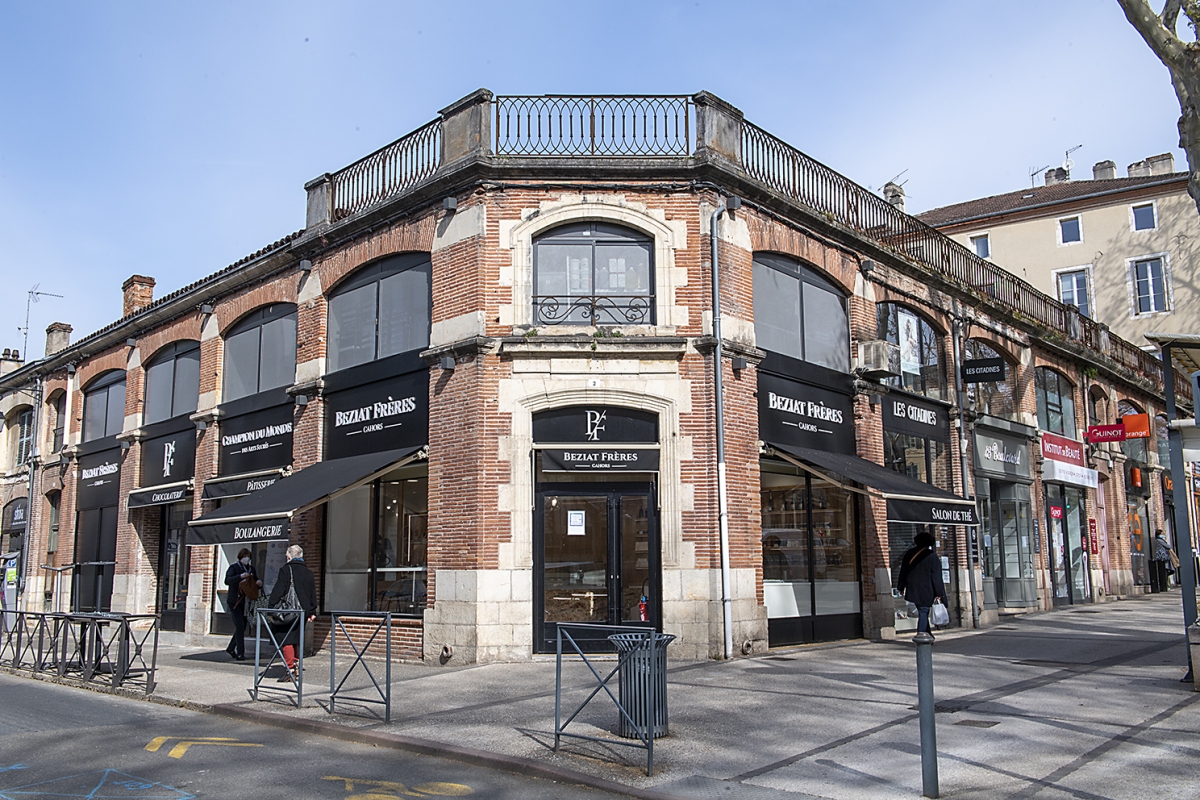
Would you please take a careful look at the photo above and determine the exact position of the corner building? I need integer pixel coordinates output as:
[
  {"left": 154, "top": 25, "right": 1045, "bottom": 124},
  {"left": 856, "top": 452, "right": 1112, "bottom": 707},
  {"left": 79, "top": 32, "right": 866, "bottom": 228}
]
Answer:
[{"left": 1, "top": 91, "right": 1185, "bottom": 663}]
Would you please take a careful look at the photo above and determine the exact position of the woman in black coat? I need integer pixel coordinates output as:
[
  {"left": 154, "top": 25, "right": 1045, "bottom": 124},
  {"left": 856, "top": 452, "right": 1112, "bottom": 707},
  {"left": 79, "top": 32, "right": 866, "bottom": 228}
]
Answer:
[
  {"left": 223, "top": 547, "right": 261, "bottom": 660},
  {"left": 268, "top": 544, "right": 318, "bottom": 681},
  {"left": 896, "top": 532, "right": 946, "bottom": 634}
]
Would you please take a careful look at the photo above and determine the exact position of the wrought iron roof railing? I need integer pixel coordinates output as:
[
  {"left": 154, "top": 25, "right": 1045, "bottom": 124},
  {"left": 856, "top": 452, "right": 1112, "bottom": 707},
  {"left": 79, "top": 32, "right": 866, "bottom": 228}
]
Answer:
[
  {"left": 319, "top": 93, "right": 1183, "bottom": 402},
  {"left": 493, "top": 95, "right": 692, "bottom": 157}
]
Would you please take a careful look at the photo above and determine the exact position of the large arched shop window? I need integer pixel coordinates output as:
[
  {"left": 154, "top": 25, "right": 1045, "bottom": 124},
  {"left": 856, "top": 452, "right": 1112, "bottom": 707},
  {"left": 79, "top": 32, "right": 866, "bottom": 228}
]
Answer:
[
  {"left": 753, "top": 253, "right": 849, "bottom": 371},
  {"left": 876, "top": 304, "right": 947, "bottom": 401},
  {"left": 223, "top": 304, "right": 297, "bottom": 403},
  {"left": 1035, "top": 367, "right": 1076, "bottom": 437},
  {"left": 533, "top": 222, "right": 654, "bottom": 326},
  {"left": 143, "top": 340, "right": 200, "bottom": 424},
  {"left": 82, "top": 370, "right": 126, "bottom": 442},
  {"left": 327, "top": 254, "right": 430, "bottom": 373},
  {"left": 964, "top": 339, "right": 1016, "bottom": 419}
]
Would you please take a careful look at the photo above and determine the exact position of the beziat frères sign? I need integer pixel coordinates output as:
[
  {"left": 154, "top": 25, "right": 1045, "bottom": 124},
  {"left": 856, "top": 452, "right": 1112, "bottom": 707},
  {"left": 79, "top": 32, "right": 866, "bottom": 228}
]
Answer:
[
  {"left": 758, "top": 372, "right": 855, "bottom": 455},
  {"left": 77, "top": 448, "right": 122, "bottom": 510},
  {"left": 324, "top": 370, "right": 428, "bottom": 459}
]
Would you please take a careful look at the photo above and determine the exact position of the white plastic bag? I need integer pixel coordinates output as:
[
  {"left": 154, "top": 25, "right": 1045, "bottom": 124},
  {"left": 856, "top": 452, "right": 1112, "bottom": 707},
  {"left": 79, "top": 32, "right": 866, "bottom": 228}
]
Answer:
[{"left": 930, "top": 600, "right": 950, "bottom": 627}]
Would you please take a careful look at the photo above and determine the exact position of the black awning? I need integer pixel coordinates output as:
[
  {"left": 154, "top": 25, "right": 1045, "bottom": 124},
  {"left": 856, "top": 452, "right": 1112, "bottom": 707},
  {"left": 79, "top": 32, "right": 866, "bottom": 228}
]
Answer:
[
  {"left": 128, "top": 481, "right": 192, "bottom": 509},
  {"left": 766, "top": 443, "right": 978, "bottom": 526},
  {"left": 201, "top": 468, "right": 289, "bottom": 500},
  {"left": 187, "top": 446, "right": 424, "bottom": 546}
]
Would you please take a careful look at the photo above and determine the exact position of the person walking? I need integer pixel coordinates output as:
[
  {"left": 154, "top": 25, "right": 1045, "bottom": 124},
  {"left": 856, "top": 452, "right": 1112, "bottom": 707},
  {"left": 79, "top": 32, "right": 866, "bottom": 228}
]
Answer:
[
  {"left": 269, "top": 544, "right": 317, "bottom": 682},
  {"left": 896, "top": 532, "right": 946, "bottom": 635},
  {"left": 1151, "top": 530, "right": 1176, "bottom": 593},
  {"left": 223, "top": 547, "right": 261, "bottom": 660}
]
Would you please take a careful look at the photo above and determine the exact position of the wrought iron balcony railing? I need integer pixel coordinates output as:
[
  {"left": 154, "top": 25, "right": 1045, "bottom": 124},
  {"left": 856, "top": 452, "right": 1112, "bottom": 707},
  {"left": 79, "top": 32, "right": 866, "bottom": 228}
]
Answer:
[
  {"left": 494, "top": 95, "right": 692, "bottom": 157},
  {"left": 533, "top": 295, "right": 656, "bottom": 327}
]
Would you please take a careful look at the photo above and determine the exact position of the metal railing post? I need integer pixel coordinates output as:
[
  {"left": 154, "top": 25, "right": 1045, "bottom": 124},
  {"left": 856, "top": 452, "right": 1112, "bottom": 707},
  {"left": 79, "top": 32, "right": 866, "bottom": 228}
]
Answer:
[{"left": 914, "top": 631, "right": 939, "bottom": 798}]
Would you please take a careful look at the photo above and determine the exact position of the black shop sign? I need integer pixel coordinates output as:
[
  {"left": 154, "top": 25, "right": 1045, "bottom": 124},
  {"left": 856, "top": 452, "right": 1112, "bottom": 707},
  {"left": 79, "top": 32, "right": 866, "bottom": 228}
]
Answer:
[
  {"left": 77, "top": 448, "right": 122, "bottom": 509},
  {"left": 541, "top": 448, "right": 660, "bottom": 472},
  {"left": 533, "top": 406, "right": 658, "bottom": 445},
  {"left": 2, "top": 498, "right": 28, "bottom": 534},
  {"left": 325, "top": 370, "right": 428, "bottom": 460},
  {"left": 758, "top": 372, "right": 855, "bottom": 455},
  {"left": 141, "top": 426, "right": 196, "bottom": 488},
  {"left": 961, "top": 358, "right": 1006, "bottom": 383},
  {"left": 883, "top": 391, "right": 950, "bottom": 443},
  {"left": 219, "top": 402, "right": 294, "bottom": 475}
]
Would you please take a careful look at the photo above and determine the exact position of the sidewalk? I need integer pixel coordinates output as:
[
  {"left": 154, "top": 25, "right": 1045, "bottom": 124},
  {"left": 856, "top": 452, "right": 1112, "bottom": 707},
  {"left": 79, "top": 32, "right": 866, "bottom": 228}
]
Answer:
[{"left": 17, "top": 593, "right": 1200, "bottom": 799}]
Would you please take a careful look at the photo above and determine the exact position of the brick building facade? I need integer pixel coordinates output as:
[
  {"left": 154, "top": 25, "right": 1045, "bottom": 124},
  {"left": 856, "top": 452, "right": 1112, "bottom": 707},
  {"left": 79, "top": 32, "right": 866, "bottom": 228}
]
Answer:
[{"left": 0, "top": 91, "right": 1186, "bottom": 663}]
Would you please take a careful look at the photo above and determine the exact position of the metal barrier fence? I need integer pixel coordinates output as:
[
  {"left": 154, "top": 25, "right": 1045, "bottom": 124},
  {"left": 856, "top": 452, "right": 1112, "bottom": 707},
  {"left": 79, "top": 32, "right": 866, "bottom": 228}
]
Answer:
[
  {"left": 0, "top": 610, "right": 158, "bottom": 694},
  {"left": 554, "top": 623, "right": 673, "bottom": 777},
  {"left": 328, "top": 611, "right": 392, "bottom": 722},
  {"left": 252, "top": 607, "right": 306, "bottom": 706}
]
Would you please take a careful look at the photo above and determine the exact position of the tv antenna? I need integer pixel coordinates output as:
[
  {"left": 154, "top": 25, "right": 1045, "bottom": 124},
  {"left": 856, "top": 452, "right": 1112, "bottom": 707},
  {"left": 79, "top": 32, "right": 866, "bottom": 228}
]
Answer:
[
  {"left": 1029, "top": 163, "right": 1051, "bottom": 187},
  {"left": 884, "top": 169, "right": 909, "bottom": 187},
  {"left": 18, "top": 284, "right": 63, "bottom": 360},
  {"left": 1063, "top": 144, "right": 1083, "bottom": 175}
]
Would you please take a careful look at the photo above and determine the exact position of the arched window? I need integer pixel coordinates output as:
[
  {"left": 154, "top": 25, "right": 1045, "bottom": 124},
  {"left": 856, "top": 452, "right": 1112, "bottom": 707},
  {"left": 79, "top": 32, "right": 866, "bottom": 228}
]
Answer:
[
  {"left": 964, "top": 339, "right": 1015, "bottom": 419},
  {"left": 47, "top": 391, "right": 66, "bottom": 454},
  {"left": 6, "top": 408, "right": 34, "bottom": 467},
  {"left": 144, "top": 341, "right": 200, "bottom": 424},
  {"left": 223, "top": 304, "right": 297, "bottom": 402},
  {"left": 1035, "top": 368, "right": 1076, "bottom": 436},
  {"left": 327, "top": 254, "right": 430, "bottom": 373},
  {"left": 877, "top": 304, "right": 946, "bottom": 400},
  {"left": 753, "top": 253, "right": 849, "bottom": 372},
  {"left": 82, "top": 371, "right": 126, "bottom": 442},
  {"left": 533, "top": 223, "right": 653, "bottom": 326},
  {"left": 1088, "top": 386, "right": 1108, "bottom": 427}
]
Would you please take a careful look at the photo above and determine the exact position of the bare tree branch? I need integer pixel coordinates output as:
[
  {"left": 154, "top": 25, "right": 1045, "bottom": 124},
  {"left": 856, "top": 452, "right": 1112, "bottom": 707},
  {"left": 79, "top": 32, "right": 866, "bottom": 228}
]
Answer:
[{"left": 1119, "top": 0, "right": 1200, "bottom": 216}]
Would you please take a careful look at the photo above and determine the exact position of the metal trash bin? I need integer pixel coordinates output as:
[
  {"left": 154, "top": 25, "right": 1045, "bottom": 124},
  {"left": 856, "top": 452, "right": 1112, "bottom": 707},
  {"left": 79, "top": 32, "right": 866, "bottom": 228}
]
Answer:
[{"left": 608, "top": 631, "right": 675, "bottom": 739}]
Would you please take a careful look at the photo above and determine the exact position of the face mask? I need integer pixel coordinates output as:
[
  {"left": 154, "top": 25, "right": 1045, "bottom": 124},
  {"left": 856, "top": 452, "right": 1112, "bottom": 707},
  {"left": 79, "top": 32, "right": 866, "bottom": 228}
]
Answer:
[{"left": 240, "top": 557, "right": 251, "bottom": 565}]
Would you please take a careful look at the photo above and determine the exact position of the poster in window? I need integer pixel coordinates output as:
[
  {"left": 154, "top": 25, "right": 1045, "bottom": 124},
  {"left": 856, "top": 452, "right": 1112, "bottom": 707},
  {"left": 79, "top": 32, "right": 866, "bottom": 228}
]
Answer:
[
  {"left": 899, "top": 309, "right": 921, "bottom": 376},
  {"left": 568, "top": 510, "right": 586, "bottom": 536}
]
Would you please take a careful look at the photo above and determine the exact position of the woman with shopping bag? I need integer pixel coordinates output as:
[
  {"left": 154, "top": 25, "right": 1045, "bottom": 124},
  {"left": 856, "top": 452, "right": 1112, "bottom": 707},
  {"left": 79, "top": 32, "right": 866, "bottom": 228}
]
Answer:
[{"left": 896, "top": 532, "right": 948, "bottom": 635}]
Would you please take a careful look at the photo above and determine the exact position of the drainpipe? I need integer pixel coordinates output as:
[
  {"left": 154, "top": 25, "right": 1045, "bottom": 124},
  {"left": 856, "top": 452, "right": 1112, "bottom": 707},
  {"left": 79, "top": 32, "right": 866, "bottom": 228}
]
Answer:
[
  {"left": 711, "top": 200, "right": 734, "bottom": 660},
  {"left": 951, "top": 312, "right": 980, "bottom": 629},
  {"left": 20, "top": 375, "right": 41, "bottom": 607}
]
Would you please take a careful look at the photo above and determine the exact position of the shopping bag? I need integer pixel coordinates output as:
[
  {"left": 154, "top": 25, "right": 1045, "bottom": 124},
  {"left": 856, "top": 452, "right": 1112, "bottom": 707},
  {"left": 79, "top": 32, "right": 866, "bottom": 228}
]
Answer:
[{"left": 931, "top": 600, "right": 950, "bottom": 627}]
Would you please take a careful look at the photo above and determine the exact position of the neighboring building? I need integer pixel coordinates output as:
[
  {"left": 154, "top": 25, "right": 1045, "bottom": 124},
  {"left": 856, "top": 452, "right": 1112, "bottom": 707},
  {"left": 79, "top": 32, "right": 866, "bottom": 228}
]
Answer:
[
  {"left": 913, "top": 157, "right": 1197, "bottom": 350},
  {"left": 0, "top": 91, "right": 1188, "bottom": 663}
]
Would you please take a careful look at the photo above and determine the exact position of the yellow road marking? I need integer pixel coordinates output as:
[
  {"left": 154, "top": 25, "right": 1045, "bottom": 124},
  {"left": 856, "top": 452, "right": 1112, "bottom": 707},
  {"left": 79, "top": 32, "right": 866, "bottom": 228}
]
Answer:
[
  {"left": 145, "top": 736, "right": 264, "bottom": 758},
  {"left": 323, "top": 775, "right": 473, "bottom": 796}
]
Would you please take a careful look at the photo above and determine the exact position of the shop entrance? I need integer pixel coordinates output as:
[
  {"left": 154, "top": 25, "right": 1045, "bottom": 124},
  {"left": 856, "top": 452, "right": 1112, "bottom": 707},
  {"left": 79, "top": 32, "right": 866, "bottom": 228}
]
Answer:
[
  {"left": 534, "top": 483, "right": 659, "bottom": 653},
  {"left": 158, "top": 504, "right": 192, "bottom": 631},
  {"left": 1046, "top": 483, "right": 1089, "bottom": 605}
]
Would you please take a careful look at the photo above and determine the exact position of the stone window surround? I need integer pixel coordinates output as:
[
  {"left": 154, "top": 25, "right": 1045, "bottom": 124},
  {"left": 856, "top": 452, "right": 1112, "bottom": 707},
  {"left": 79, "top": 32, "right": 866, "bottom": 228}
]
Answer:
[
  {"left": 498, "top": 383, "right": 688, "bottom": 573},
  {"left": 1051, "top": 264, "right": 1094, "bottom": 318},
  {"left": 1125, "top": 251, "right": 1173, "bottom": 318},
  {"left": 498, "top": 195, "right": 689, "bottom": 332}
]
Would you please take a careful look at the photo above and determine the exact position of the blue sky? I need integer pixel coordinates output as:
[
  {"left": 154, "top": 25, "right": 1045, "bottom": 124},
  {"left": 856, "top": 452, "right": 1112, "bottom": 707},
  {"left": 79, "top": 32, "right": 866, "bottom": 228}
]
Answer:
[{"left": 0, "top": 1, "right": 1188, "bottom": 359}]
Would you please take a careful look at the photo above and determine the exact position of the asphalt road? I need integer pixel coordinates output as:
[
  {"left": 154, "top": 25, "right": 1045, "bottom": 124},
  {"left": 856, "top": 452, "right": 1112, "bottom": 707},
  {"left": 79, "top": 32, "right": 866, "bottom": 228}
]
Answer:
[{"left": 0, "top": 675, "right": 632, "bottom": 800}]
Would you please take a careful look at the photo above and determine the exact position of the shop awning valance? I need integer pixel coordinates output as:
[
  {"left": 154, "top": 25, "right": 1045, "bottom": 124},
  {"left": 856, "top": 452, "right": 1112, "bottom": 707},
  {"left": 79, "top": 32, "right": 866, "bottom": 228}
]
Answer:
[
  {"left": 187, "top": 446, "right": 424, "bottom": 546},
  {"left": 201, "top": 468, "right": 289, "bottom": 500},
  {"left": 128, "top": 480, "right": 192, "bottom": 509},
  {"left": 765, "top": 443, "right": 978, "bottom": 526}
]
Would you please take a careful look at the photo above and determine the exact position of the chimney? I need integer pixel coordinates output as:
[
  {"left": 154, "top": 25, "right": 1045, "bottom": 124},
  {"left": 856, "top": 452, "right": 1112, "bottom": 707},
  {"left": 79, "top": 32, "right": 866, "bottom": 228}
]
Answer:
[
  {"left": 122, "top": 275, "right": 155, "bottom": 317},
  {"left": 0, "top": 348, "right": 21, "bottom": 376},
  {"left": 882, "top": 182, "right": 906, "bottom": 212},
  {"left": 1127, "top": 159, "right": 1151, "bottom": 178},
  {"left": 45, "top": 322, "right": 72, "bottom": 356},
  {"left": 1044, "top": 167, "right": 1070, "bottom": 186},
  {"left": 1092, "top": 160, "right": 1117, "bottom": 180},
  {"left": 1147, "top": 153, "right": 1175, "bottom": 175}
]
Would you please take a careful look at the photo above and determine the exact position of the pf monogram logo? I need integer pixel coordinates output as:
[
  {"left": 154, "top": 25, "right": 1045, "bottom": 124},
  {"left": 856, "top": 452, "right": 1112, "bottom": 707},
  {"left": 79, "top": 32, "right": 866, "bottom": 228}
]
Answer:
[
  {"left": 585, "top": 410, "right": 606, "bottom": 442},
  {"left": 162, "top": 441, "right": 176, "bottom": 478}
]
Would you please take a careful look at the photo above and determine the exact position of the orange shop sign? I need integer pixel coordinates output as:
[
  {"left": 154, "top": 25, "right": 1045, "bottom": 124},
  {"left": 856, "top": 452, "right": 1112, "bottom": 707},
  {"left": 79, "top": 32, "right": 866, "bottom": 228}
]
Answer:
[{"left": 1122, "top": 413, "right": 1151, "bottom": 440}]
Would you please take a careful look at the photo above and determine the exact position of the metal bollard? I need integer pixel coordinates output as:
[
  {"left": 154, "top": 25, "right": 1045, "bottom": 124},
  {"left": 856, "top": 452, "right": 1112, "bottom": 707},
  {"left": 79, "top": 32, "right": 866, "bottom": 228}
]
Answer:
[{"left": 914, "top": 631, "right": 939, "bottom": 798}]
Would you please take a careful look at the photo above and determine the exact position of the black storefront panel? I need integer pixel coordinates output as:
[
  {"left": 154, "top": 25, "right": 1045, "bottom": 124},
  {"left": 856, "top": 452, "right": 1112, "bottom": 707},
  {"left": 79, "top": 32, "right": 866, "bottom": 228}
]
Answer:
[
  {"left": 187, "top": 516, "right": 290, "bottom": 546},
  {"left": 141, "top": 425, "right": 197, "bottom": 488},
  {"left": 757, "top": 372, "right": 855, "bottom": 455},
  {"left": 201, "top": 471, "right": 285, "bottom": 500},
  {"left": 541, "top": 448, "right": 660, "bottom": 472},
  {"left": 219, "top": 401, "right": 294, "bottom": 475},
  {"left": 325, "top": 369, "right": 428, "bottom": 460},
  {"left": 77, "top": 448, "right": 123, "bottom": 510},
  {"left": 882, "top": 392, "right": 950, "bottom": 443},
  {"left": 533, "top": 406, "right": 658, "bottom": 444}
]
